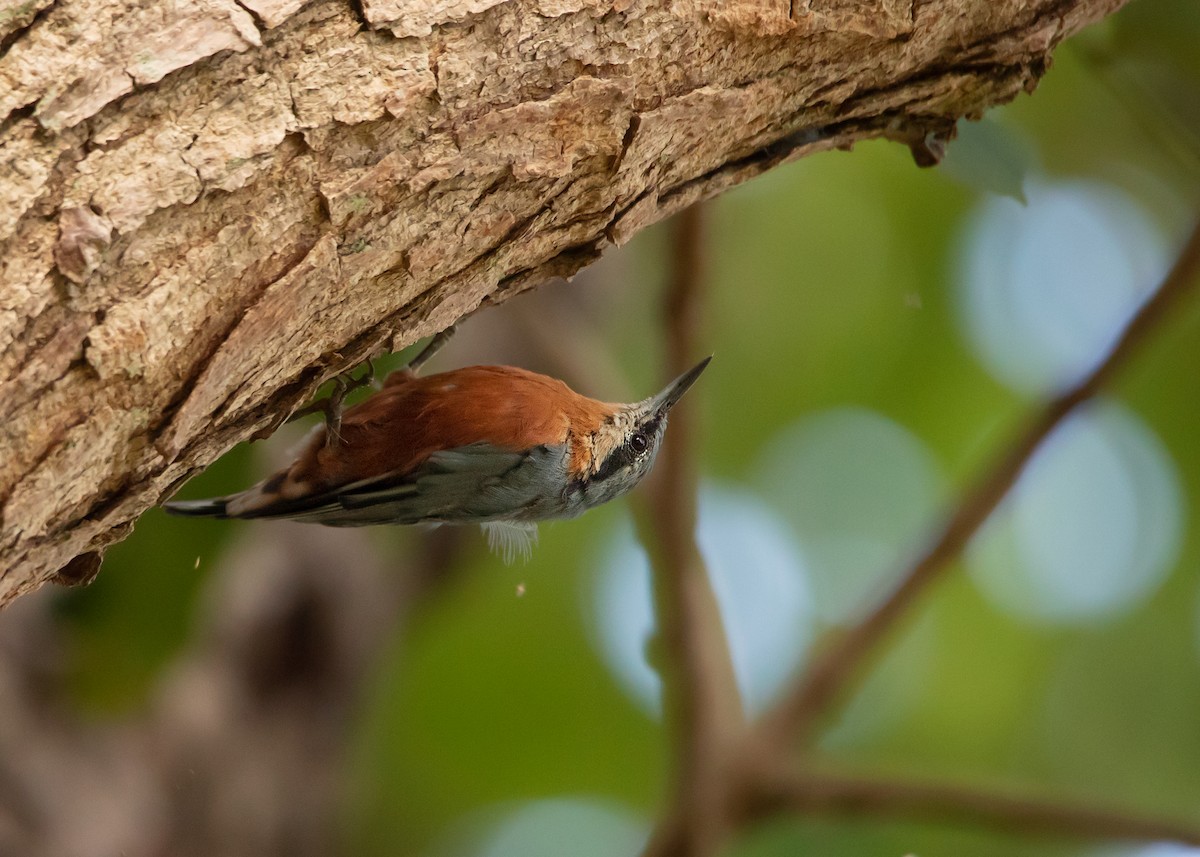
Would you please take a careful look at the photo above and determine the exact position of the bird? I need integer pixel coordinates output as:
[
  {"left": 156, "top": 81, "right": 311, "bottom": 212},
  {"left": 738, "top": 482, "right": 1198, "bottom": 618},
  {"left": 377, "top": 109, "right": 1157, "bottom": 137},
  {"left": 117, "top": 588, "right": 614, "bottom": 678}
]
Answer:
[{"left": 164, "top": 335, "right": 711, "bottom": 563}]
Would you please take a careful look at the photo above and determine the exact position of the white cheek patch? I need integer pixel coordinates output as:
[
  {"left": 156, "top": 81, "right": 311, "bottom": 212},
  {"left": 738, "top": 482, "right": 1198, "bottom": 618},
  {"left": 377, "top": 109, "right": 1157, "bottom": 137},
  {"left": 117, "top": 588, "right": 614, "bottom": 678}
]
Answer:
[{"left": 590, "top": 416, "right": 634, "bottom": 474}]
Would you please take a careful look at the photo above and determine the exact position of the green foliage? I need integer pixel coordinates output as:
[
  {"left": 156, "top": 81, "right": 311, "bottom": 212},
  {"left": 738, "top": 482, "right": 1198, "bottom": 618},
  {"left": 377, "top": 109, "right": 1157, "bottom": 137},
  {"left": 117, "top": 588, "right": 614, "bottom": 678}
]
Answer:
[{"left": 347, "top": 507, "right": 664, "bottom": 853}]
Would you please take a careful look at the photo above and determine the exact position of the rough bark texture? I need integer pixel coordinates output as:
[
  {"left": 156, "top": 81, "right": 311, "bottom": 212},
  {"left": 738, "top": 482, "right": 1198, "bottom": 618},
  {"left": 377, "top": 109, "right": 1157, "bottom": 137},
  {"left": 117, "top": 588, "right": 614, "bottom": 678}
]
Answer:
[{"left": 0, "top": 0, "right": 1126, "bottom": 601}]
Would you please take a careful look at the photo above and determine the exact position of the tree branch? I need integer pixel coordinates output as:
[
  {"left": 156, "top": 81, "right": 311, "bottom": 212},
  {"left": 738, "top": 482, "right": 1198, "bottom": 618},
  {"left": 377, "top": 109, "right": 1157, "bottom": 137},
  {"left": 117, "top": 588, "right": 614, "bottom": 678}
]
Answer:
[
  {"left": 0, "top": 0, "right": 1132, "bottom": 604},
  {"left": 756, "top": 217, "right": 1200, "bottom": 750},
  {"left": 744, "top": 770, "right": 1200, "bottom": 847},
  {"left": 637, "top": 205, "right": 744, "bottom": 857}
]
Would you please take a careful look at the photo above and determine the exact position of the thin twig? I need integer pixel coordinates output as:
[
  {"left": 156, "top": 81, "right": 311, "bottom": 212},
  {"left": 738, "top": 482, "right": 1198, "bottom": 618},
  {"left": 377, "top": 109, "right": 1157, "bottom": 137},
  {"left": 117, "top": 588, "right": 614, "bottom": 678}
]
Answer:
[
  {"left": 756, "top": 218, "right": 1200, "bottom": 750},
  {"left": 638, "top": 203, "right": 745, "bottom": 857},
  {"left": 405, "top": 323, "right": 458, "bottom": 375},
  {"left": 744, "top": 770, "right": 1200, "bottom": 847}
]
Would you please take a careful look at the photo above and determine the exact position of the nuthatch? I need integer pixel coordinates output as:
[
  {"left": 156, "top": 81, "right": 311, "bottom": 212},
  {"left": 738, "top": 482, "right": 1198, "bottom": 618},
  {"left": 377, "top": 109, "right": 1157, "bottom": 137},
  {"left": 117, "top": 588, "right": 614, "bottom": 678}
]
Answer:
[{"left": 165, "top": 333, "right": 711, "bottom": 562}]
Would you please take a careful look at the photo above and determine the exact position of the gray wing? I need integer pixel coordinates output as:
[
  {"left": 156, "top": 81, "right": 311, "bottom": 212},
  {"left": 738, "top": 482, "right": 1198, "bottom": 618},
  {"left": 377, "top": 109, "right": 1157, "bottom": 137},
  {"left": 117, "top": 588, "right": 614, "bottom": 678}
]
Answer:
[{"left": 279, "top": 442, "right": 570, "bottom": 527}]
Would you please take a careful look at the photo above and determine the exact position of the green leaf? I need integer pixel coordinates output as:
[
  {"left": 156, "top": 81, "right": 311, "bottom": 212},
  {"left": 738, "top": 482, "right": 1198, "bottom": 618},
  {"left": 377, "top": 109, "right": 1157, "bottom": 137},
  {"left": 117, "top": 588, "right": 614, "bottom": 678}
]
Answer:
[{"left": 939, "top": 117, "right": 1037, "bottom": 203}]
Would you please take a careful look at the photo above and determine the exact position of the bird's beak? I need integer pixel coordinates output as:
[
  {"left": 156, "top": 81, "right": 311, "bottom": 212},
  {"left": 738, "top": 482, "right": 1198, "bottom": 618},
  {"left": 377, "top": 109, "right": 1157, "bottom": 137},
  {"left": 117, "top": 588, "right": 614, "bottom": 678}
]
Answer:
[{"left": 651, "top": 356, "right": 712, "bottom": 414}]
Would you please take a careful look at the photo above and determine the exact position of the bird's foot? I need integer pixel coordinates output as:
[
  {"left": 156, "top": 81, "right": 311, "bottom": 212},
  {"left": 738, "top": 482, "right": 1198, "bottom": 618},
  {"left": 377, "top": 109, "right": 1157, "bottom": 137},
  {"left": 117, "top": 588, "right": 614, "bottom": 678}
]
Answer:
[{"left": 287, "top": 358, "right": 377, "bottom": 448}]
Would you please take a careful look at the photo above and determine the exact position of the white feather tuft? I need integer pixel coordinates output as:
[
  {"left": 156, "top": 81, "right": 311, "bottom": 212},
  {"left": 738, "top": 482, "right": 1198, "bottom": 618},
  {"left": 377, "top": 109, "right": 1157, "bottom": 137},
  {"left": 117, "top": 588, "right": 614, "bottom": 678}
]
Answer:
[{"left": 480, "top": 521, "right": 539, "bottom": 564}]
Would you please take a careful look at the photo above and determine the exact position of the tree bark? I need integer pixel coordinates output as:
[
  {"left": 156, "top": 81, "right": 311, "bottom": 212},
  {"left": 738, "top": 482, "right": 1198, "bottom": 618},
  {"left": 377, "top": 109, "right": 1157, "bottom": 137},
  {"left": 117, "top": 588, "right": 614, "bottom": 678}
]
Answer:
[{"left": 0, "top": 0, "right": 1127, "bottom": 602}]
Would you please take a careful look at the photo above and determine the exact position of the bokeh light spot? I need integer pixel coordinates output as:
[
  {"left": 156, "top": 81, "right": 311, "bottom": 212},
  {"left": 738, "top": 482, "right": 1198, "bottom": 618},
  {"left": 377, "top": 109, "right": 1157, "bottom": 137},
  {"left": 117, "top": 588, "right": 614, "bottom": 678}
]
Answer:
[
  {"left": 1091, "top": 844, "right": 1200, "bottom": 857},
  {"left": 590, "top": 485, "right": 812, "bottom": 716},
  {"left": 957, "top": 178, "right": 1170, "bottom": 394},
  {"left": 753, "top": 408, "right": 944, "bottom": 625},
  {"left": 473, "top": 798, "right": 647, "bottom": 857},
  {"left": 968, "top": 400, "right": 1184, "bottom": 624}
]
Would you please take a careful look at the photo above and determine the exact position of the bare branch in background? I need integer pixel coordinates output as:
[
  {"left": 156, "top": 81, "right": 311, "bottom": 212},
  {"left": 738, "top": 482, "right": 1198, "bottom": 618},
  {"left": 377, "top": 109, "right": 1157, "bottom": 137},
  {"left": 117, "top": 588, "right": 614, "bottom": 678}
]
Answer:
[
  {"left": 638, "top": 205, "right": 744, "bottom": 857},
  {"left": 742, "top": 770, "right": 1200, "bottom": 847},
  {"left": 756, "top": 217, "right": 1200, "bottom": 750},
  {"left": 632, "top": 193, "right": 1200, "bottom": 854}
]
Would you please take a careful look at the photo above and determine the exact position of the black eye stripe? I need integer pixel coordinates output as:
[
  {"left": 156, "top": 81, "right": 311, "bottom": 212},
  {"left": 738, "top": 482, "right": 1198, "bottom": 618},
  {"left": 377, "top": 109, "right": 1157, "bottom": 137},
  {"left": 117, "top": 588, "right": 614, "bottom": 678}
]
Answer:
[
  {"left": 592, "top": 444, "right": 637, "bottom": 482},
  {"left": 590, "top": 420, "right": 663, "bottom": 484}
]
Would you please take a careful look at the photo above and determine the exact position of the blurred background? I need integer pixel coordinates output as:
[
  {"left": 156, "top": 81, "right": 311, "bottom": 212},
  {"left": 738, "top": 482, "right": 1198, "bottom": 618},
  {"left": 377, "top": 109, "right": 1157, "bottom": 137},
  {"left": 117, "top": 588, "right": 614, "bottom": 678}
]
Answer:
[{"left": 4, "top": 1, "right": 1200, "bottom": 855}]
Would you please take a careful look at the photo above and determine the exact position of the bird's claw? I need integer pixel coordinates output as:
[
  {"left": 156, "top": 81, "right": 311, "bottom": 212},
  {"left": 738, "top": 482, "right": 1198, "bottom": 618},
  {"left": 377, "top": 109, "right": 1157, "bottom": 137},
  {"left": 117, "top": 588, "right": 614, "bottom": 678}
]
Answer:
[
  {"left": 286, "top": 320, "right": 457, "bottom": 448},
  {"left": 287, "top": 358, "right": 378, "bottom": 449}
]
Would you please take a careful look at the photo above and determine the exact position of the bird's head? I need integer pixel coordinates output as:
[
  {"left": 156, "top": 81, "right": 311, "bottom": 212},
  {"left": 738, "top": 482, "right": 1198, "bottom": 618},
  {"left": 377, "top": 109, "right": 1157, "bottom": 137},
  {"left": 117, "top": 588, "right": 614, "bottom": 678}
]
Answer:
[{"left": 574, "top": 356, "right": 712, "bottom": 509}]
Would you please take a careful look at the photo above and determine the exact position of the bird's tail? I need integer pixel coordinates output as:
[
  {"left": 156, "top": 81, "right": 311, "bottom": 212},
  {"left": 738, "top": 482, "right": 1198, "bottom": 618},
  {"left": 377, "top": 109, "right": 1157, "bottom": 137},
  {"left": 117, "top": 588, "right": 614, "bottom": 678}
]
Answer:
[{"left": 162, "top": 497, "right": 230, "bottom": 518}]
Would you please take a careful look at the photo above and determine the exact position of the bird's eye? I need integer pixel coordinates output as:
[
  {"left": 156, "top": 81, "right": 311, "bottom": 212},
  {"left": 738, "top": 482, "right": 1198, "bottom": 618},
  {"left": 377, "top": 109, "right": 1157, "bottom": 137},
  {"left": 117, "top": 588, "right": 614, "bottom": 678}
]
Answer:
[{"left": 630, "top": 432, "right": 648, "bottom": 454}]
